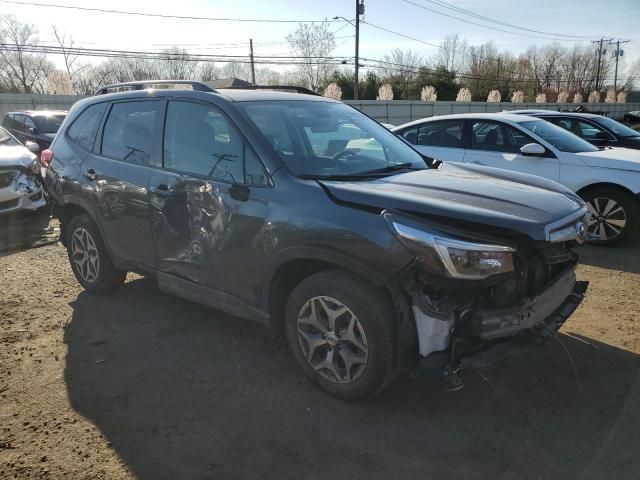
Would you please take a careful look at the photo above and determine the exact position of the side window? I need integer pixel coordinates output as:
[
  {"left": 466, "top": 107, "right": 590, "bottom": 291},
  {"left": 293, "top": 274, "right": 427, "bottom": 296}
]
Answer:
[
  {"left": 2, "top": 115, "right": 11, "bottom": 129},
  {"left": 163, "top": 101, "right": 269, "bottom": 186},
  {"left": 23, "top": 116, "right": 35, "bottom": 131},
  {"left": 102, "top": 101, "right": 161, "bottom": 167},
  {"left": 472, "top": 121, "right": 507, "bottom": 151},
  {"left": 13, "top": 115, "right": 25, "bottom": 132},
  {"left": 574, "top": 120, "right": 613, "bottom": 141},
  {"left": 401, "top": 126, "right": 419, "bottom": 144},
  {"left": 416, "top": 121, "right": 463, "bottom": 148},
  {"left": 67, "top": 103, "right": 108, "bottom": 151}
]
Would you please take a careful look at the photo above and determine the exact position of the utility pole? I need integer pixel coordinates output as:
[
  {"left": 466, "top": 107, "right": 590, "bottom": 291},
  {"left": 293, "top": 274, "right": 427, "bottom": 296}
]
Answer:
[
  {"left": 249, "top": 38, "right": 256, "bottom": 85},
  {"left": 592, "top": 38, "right": 614, "bottom": 91},
  {"left": 612, "top": 39, "right": 629, "bottom": 91},
  {"left": 354, "top": 0, "right": 364, "bottom": 100}
]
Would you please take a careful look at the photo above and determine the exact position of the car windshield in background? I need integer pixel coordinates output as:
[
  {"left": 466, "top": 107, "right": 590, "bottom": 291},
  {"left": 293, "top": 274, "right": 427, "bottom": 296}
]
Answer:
[
  {"left": 0, "top": 127, "right": 20, "bottom": 147},
  {"left": 520, "top": 120, "right": 599, "bottom": 153},
  {"left": 239, "top": 101, "right": 426, "bottom": 179},
  {"left": 593, "top": 116, "right": 640, "bottom": 138},
  {"left": 34, "top": 114, "right": 66, "bottom": 134}
]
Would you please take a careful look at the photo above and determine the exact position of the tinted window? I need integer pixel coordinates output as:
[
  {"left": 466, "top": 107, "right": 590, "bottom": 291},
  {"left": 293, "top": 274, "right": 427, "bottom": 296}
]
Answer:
[
  {"left": 163, "top": 101, "right": 269, "bottom": 185},
  {"left": 240, "top": 101, "right": 426, "bottom": 178},
  {"left": 472, "top": 121, "right": 539, "bottom": 153},
  {"left": 2, "top": 115, "right": 11, "bottom": 129},
  {"left": 23, "top": 116, "right": 35, "bottom": 130},
  {"left": 102, "top": 101, "right": 161, "bottom": 166},
  {"left": 550, "top": 117, "right": 612, "bottom": 141},
  {"left": 33, "top": 114, "right": 66, "bottom": 134},
  {"left": 405, "top": 121, "right": 463, "bottom": 148},
  {"left": 68, "top": 103, "right": 107, "bottom": 151},
  {"left": 520, "top": 120, "right": 599, "bottom": 153},
  {"left": 13, "top": 115, "right": 25, "bottom": 131}
]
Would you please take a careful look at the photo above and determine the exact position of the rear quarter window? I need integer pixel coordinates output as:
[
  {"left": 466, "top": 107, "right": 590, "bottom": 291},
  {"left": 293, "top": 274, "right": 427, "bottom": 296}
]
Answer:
[{"left": 67, "top": 103, "right": 108, "bottom": 151}]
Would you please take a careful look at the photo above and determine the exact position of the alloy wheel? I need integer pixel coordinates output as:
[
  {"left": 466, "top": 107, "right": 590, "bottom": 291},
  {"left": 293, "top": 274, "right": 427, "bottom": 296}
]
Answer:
[
  {"left": 296, "top": 296, "right": 368, "bottom": 384},
  {"left": 71, "top": 228, "right": 100, "bottom": 283},
  {"left": 586, "top": 197, "right": 627, "bottom": 241}
]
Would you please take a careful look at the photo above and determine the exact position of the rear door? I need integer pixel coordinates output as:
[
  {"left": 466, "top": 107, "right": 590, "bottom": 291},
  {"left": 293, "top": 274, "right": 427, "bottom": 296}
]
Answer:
[
  {"left": 464, "top": 119, "right": 560, "bottom": 181},
  {"left": 80, "top": 99, "right": 164, "bottom": 271},
  {"left": 149, "top": 99, "right": 272, "bottom": 303},
  {"left": 398, "top": 119, "right": 465, "bottom": 163}
]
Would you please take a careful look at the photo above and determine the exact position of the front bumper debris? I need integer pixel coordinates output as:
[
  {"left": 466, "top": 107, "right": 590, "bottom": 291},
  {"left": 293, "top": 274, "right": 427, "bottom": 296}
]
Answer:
[{"left": 417, "top": 278, "right": 588, "bottom": 390}]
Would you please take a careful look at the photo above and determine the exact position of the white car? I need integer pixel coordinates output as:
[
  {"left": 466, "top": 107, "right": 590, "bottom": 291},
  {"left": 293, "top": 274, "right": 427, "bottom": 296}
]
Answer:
[{"left": 393, "top": 113, "right": 640, "bottom": 245}]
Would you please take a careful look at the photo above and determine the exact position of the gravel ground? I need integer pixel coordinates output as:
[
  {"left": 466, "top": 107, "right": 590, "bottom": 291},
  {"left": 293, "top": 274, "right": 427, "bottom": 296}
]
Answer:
[{"left": 1, "top": 241, "right": 639, "bottom": 480}]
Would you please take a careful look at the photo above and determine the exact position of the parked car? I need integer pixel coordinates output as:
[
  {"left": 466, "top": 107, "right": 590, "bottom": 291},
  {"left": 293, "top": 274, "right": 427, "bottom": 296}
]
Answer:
[
  {"left": 45, "top": 81, "right": 589, "bottom": 399},
  {"left": 0, "top": 126, "right": 47, "bottom": 217},
  {"left": 510, "top": 110, "right": 640, "bottom": 149},
  {"left": 2, "top": 110, "right": 67, "bottom": 152},
  {"left": 393, "top": 113, "right": 640, "bottom": 245},
  {"left": 623, "top": 110, "right": 640, "bottom": 124}
]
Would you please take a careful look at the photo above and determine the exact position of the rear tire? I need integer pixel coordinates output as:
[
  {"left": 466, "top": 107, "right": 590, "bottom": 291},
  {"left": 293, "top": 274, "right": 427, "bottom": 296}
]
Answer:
[
  {"left": 284, "top": 269, "right": 397, "bottom": 400},
  {"left": 581, "top": 187, "right": 640, "bottom": 246},
  {"left": 66, "top": 214, "right": 126, "bottom": 293}
]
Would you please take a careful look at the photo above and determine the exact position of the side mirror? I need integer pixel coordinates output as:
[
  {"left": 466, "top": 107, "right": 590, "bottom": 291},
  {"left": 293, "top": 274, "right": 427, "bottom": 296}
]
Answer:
[
  {"left": 25, "top": 140, "right": 40, "bottom": 153},
  {"left": 520, "top": 143, "right": 546, "bottom": 156}
]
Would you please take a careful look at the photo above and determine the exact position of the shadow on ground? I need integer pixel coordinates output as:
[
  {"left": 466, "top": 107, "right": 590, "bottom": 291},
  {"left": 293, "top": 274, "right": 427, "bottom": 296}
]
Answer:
[
  {"left": 0, "top": 210, "right": 57, "bottom": 255},
  {"left": 64, "top": 279, "right": 640, "bottom": 480},
  {"left": 576, "top": 242, "right": 640, "bottom": 274}
]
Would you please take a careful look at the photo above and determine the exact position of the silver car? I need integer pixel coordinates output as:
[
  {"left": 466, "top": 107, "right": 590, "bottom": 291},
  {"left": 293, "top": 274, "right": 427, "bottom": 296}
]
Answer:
[{"left": 0, "top": 126, "right": 47, "bottom": 216}]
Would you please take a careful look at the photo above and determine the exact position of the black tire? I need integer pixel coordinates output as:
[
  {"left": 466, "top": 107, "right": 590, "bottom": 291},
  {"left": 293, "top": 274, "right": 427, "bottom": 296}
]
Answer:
[
  {"left": 581, "top": 187, "right": 640, "bottom": 246},
  {"left": 66, "top": 214, "right": 126, "bottom": 293},
  {"left": 284, "top": 269, "right": 396, "bottom": 400}
]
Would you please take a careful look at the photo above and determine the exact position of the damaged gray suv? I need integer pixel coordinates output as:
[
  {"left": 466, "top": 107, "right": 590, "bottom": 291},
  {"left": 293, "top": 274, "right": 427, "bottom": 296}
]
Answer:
[{"left": 44, "top": 81, "right": 589, "bottom": 399}]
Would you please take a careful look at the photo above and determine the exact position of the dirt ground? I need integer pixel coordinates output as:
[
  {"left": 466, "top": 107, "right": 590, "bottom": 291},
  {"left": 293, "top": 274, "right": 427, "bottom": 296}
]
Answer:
[{"left": 1, "top": 239, "right": 639, "bottom": 480}]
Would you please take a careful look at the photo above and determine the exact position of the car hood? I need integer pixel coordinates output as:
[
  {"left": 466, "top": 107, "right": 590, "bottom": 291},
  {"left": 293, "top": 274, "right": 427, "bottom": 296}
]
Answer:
[
  {"left": 577, "top": 147, "right": 640, "bottom": 171},
  {"left": 319, "top": 162, "right": 585, "bottom": 241},
  {"left": 0, "top": 145, "right": 36, "bottom": 170}
]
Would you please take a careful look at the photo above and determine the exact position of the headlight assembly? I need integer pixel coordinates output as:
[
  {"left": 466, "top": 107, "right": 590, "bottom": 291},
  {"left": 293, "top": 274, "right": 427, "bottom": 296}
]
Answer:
[{"left": 385, "top": 216, "right": 515, "bottom": 280}]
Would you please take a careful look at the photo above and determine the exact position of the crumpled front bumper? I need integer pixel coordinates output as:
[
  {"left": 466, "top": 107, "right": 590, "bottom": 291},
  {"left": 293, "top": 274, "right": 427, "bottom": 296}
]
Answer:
[{"left": 460, "top": 279, "right": 588, "bottom": 369}]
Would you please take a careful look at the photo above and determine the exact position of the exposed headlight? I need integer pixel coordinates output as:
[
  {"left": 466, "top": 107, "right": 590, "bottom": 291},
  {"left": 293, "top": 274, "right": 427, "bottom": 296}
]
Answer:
[{"left": 386, "top": 217, "right": 515, "bottom": 280}]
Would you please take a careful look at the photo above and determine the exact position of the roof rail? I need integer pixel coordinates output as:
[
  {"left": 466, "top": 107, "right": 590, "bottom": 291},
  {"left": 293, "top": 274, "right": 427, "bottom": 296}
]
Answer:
[
  {"left": 221, "top": 85, "right": 320, "bottom": 96},
  {"left": 94, "top": 80, "right": 216, "bottom": 96}
]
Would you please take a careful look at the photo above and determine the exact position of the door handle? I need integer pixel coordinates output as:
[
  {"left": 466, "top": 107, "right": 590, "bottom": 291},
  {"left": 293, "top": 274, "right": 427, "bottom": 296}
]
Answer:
[
  {"left": 150, "top": 184, "right": 174, "bottom": 197},
  {"left": 85, "top": 168, "right": 97, "bottom": 181}
]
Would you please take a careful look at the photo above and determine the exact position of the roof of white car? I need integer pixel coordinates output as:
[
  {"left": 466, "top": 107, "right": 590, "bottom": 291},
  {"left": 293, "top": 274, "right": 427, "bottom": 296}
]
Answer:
[{"left": 392, "top": 112, "right": 539, "bottom": 130}]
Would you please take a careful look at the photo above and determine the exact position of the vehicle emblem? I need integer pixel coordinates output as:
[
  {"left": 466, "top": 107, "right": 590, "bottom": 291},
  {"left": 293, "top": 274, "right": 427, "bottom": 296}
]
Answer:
[{"left": 575, "top": 222, "right": 586, "bottom": 244}]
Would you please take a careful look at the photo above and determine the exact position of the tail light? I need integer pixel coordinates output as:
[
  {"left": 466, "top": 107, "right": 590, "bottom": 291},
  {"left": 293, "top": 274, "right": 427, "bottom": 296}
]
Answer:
[{"left": 40, "top": 149, "right": 54, "bottom": 168}]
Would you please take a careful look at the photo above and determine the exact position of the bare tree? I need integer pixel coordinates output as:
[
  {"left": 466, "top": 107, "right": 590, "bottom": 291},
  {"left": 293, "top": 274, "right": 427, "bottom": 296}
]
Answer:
[
  {"left": 0, "top": 15, "right": 51, "bottom": 92},
  {"left": 435, "top": 34, "right": 467, "bottom": 72},
  {"left": 286, "top": 21, "right": 336, "bottom": 91},
  {"left": 381, "top": 48, "right": 423, "bottom": 98},
  {"left": 157, "top": 47, "right": 198, "bottom": 79}
]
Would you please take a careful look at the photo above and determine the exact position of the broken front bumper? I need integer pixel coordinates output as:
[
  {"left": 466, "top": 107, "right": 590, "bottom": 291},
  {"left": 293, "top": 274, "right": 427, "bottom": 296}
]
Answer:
[{"left": 418, "top": 278, "right": 588, "bottom": 373}]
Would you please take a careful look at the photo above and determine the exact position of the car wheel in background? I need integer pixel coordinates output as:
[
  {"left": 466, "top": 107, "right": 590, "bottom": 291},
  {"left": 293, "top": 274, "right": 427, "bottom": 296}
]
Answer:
[
  {"left": 582, "top": 187, "right": 640, "bottom": 246},
  {"left": 66, "top": 214, "right": 126, "bottom": 293},
  {"left": 284, "top": 269, "right": 397, "bottom": 400}
]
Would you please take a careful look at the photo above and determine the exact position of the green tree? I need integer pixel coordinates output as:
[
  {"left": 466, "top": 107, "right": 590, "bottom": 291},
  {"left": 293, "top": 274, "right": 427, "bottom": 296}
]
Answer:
[
  {"left": 358, "top": 71, "right": 381, "bottom": 100},
  {"left": 416, "top": 66, "right": 457, "bottom": 101}
]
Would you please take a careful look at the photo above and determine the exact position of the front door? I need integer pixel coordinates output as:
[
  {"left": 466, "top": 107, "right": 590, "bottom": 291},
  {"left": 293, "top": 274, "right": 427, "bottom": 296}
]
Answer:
[
  {"left": 464, "top": 120, "right": 560, "bottom": 181},
  {"left": 149, "top": 99, "right": 272, "bottom": 305},
  {"left": 80, "top": 99, "right": 164, "bottom": 271}
]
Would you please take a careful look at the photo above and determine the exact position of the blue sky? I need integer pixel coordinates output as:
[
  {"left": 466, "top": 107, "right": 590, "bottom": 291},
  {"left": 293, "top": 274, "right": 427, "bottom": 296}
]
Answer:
[{"left": 1, "top": 0, "right": 639, "bottom": 74}]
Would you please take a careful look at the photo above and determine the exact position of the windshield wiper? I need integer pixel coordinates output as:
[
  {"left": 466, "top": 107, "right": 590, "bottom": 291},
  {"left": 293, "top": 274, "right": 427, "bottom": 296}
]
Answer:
[{"left": 351, "top": 162, "right": 423, "bottom": 177}]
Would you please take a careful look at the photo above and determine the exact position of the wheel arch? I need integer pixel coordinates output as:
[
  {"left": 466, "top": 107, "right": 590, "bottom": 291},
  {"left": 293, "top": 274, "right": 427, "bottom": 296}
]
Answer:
[
  {"left": 576, "top": 182, "right": 640, "bottom": 200},
  {"left": 56, "top": 197, "right": 104, "bottom": 248}
]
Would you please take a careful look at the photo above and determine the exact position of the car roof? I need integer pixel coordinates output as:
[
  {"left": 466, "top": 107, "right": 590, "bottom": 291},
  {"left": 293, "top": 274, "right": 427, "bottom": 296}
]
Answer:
[
  {"left": 6, "top": 110, "right": 68, "bottom": 117},
  {"left": 392, "top": 112, "right": 541, "bottom": 130},
  {"left": 510, "top": 110, "right": 602, "bottom": 119}
]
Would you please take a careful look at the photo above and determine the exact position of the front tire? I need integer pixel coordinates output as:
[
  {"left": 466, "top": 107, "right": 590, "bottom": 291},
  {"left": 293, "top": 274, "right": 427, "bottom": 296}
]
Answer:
[
  {"left": 284, "top": 270, "right": 397, "bottom": 400},
  {"left": 66, "top": 214, "right": 126, "bottom": 293},
  {"left": 581, "top": 187, "right": 640, "bottom": 246}
]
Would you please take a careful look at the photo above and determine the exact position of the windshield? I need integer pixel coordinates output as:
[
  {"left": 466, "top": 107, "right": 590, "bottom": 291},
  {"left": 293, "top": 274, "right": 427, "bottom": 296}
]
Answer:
[
  {"left": 593, "top": 116, "right": 640, "bottom": 138},
  {"left": 239, "top": 101, "right": 426, "bottom": 178},
  {"left": 520, "top": 120, "right": 599, "bottom": 153},
  {"left": 33, "top": 114, "right": 66, "bottom": 134},
  {"left": 0, "top": 126, "right": 20, "bottom": 146}
]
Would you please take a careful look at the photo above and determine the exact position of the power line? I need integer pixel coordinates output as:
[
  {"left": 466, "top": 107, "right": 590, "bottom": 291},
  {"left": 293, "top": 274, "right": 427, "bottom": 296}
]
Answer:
[
  {"left": 423, "top": 0, "right": 597, "bottom": 40},
  {"left": 400, "top": 0, "right": 594, "bottom": 43},
  {"left": 1, "top": 0, "right": 339, "bottom": 23},
  {"left": 360, "top": 20, "right": 440, "bottom": 48}
]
